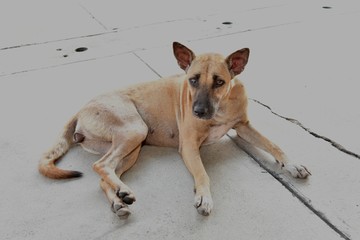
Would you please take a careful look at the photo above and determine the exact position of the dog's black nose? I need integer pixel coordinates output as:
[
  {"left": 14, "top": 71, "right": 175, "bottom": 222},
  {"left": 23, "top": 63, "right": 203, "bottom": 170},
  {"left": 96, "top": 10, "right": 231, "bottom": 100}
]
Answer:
[{"left": 193, "top": 105, "right": 208, "bottom": 118}]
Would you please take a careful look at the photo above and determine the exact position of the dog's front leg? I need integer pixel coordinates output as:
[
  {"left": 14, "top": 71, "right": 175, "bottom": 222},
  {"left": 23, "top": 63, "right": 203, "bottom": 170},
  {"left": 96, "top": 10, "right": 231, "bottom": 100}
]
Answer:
[
  {"left": 235, "top": 121, "right": 311, "bottom": 178},
  {"left": 181, "top": 143, "right": 213, "bottom": 216}
]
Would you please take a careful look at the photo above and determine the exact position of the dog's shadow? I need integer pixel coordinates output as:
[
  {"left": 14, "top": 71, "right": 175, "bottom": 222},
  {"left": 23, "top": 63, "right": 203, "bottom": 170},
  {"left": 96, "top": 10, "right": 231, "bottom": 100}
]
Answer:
[
  {"left": 54, "top": 134, "right": 301, "bottom": 220},
  {"left": 53, "top": 132, "right": 308, "bottom": 225},
  {"left": 57, "top": 134, "right": 265, "bottom": 190},
  {"left": 57, "top": 131, "right": 296, "bottom": 190},
  {"left": 134, "top": 136, "right": 247, "bottom": 179}
]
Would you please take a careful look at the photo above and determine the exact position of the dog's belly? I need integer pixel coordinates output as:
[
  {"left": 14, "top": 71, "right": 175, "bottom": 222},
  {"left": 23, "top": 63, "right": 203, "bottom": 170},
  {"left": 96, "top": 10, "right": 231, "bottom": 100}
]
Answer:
[
  {"left": 138, "top": 105, "right": 180, "bottom": 148},
  {"left": 144, "top": 123, "right": 179, "bottom": 147}
]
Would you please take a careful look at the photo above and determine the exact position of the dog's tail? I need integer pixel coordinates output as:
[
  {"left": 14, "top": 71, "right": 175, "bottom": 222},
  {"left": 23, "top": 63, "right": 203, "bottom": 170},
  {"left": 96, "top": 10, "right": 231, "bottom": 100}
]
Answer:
[{"left": 39, "top": 116, "right": 83, "bottom": 179}]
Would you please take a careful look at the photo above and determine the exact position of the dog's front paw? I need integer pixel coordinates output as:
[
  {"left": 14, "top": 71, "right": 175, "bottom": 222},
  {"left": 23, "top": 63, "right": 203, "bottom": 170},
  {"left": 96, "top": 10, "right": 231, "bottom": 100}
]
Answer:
[
  {"left": 285, "top": 164, "right": 311, "bottom": 179},
  {"left": 194, "top": 193, "right": 213, "bottom": 216},
  {"left": 111, "top": 200, "right": 131, "bottom": 219}
]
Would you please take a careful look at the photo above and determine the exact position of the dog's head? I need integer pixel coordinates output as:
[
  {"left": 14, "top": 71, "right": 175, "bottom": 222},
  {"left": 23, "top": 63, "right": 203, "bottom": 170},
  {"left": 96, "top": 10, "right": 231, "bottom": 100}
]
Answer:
[{"left": 173, "top": 42, "right": 249, "bottom": 120}]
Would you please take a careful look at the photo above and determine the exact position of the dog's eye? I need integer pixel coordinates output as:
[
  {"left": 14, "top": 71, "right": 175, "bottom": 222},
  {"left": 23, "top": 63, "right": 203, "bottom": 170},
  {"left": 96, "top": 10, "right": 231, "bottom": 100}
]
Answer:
[
  {"left": 189, "top": 75, "right": 200, "bottom": 87},
  {"left": 189, "top": 78, "right": 198, "bottom": 87},
  {"left": 213, "top": 79, "right": 225, "bottom": 88}
]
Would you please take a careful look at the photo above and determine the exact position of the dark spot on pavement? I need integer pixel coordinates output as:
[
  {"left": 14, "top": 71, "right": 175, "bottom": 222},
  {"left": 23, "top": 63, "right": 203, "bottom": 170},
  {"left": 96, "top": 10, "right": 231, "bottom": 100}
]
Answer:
[{"left": 75, "top": 47, "right": 88, "bottom": 52}]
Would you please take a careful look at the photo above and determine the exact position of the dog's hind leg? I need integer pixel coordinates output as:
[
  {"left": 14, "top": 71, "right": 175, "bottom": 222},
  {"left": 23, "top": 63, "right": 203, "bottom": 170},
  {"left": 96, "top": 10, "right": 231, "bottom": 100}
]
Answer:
[
  {"left": 99, "top": 144, "right": 142, "bottom": 218},
  {"left": 115, "top": 144, "right": 142, "bottom": 178},
  {"left": 93, "top": 122, "right": 148, "bottom": 205}
]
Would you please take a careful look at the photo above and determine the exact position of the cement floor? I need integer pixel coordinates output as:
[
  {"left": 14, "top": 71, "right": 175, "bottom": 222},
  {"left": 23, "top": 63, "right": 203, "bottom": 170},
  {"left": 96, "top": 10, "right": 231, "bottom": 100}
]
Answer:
[{"left": 1, "top": 1, "right": 359, "bottom": 239}]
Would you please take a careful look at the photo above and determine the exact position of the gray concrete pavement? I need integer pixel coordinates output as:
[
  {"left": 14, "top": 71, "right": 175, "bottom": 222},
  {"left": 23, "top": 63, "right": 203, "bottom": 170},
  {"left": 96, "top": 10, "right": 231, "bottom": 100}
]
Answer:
[{"left": 1, "top": 0, "right": 359, "bottom": 239}]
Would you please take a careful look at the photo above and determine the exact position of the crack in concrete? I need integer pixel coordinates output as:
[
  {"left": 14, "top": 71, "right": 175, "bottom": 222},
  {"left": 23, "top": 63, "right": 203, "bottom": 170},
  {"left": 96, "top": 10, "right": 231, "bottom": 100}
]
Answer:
[
  {"left": 78, "top": 3, "right": 108, "bottom": 31},
  {"left": 0, "top": 31, "right": 117, "bottom": 51},
  {"left": 191, "top": 21, "right": 301, "bottom": 42},
  {"left": 0, "top": 18, "right": 193, "bottom": 52},
  {"left": 250, "top": 98, "right": 360, "bottom": 160},
  {"left": 133, "top": 52, "right": 162, "bottom": 78},
  {"left": 0, "top": 49, "right": 139, "bottom": 78},
  {"left": 228, "top": 134, "right": 351, "bottom": 240}
]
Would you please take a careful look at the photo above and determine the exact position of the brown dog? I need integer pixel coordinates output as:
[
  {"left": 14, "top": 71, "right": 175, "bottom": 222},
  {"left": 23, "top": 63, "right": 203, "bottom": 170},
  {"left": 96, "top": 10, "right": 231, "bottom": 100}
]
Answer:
[{"left": 39, "top": 42, "right": 310, "bottom": 218}]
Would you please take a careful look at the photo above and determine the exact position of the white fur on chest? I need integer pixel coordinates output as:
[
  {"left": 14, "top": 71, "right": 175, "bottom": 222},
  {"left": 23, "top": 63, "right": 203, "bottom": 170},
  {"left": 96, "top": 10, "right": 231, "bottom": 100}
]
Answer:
[{"left": 203, "top": 121, "right": 235, "bottom": 145}]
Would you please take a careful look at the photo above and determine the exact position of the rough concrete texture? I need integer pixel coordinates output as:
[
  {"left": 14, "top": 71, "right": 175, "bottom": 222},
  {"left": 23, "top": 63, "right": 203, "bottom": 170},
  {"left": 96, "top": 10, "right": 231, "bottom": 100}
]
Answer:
[{"left": 1, "top": 0, "right": 359, "bottom": 239}]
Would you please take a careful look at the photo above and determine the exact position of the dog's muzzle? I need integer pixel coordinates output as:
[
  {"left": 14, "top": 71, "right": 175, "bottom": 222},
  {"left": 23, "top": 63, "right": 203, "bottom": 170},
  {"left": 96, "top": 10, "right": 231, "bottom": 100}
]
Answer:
[{"left": 193, "top": 102, "right": 214, "bottom": 119}]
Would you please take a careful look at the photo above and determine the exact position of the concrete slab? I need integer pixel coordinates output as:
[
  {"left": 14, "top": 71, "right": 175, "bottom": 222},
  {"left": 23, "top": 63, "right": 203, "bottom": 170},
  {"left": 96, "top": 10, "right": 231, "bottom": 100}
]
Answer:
[
  {"left": 241, "top": 14, "right": 360, "bottom": 155},
  {"left": 228, "top": 100, "right": 360, "bottom": 239},
  {"left": 78, "top": 0, "right": 358, "bottom": 33},
  {"left": 3, "top": 1, "right": 358, "bottom": 77},
  {"left": 0, "top": 0, "right": 105, "bottom": 49},
  {"left": 77, "top": 0, "right": 290, "bottom": 31}
]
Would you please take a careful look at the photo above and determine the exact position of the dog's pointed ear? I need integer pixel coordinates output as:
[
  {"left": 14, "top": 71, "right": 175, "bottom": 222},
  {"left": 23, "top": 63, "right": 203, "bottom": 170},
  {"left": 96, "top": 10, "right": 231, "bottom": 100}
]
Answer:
[
  {"left": 225, "top": 48, "right": 250, "bottom": 77},
  {"left": 173, "top": 42, "right": 195, "bottom": 71}
]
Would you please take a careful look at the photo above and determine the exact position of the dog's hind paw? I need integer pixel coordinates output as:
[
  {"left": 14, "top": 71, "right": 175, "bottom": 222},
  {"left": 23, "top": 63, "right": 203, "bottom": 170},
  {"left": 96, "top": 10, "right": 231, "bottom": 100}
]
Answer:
[
  {"left": 285, "top": 164, "right": 311, "bottom": 179},
  {"left": 111, "top": 201, "right": 131, "bottom": 219},
  {"left": 194, "top": 194, "right": 213, "bottom": 216},
  {"left": 116, "top": 189, "right": 136, "bottom": 205}
]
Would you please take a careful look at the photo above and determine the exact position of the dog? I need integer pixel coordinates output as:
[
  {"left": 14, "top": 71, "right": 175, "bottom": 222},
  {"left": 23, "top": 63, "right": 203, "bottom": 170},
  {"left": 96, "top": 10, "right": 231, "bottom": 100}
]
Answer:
[{"left": 39, "top": 42, "right": 310, "bottom": 218}]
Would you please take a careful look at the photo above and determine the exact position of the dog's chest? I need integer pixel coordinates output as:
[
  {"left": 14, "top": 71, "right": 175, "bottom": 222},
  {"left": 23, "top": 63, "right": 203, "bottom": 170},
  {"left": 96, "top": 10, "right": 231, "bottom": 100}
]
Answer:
[{"left": 203, "top": 121, "right": 236, "bottom": 145}]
